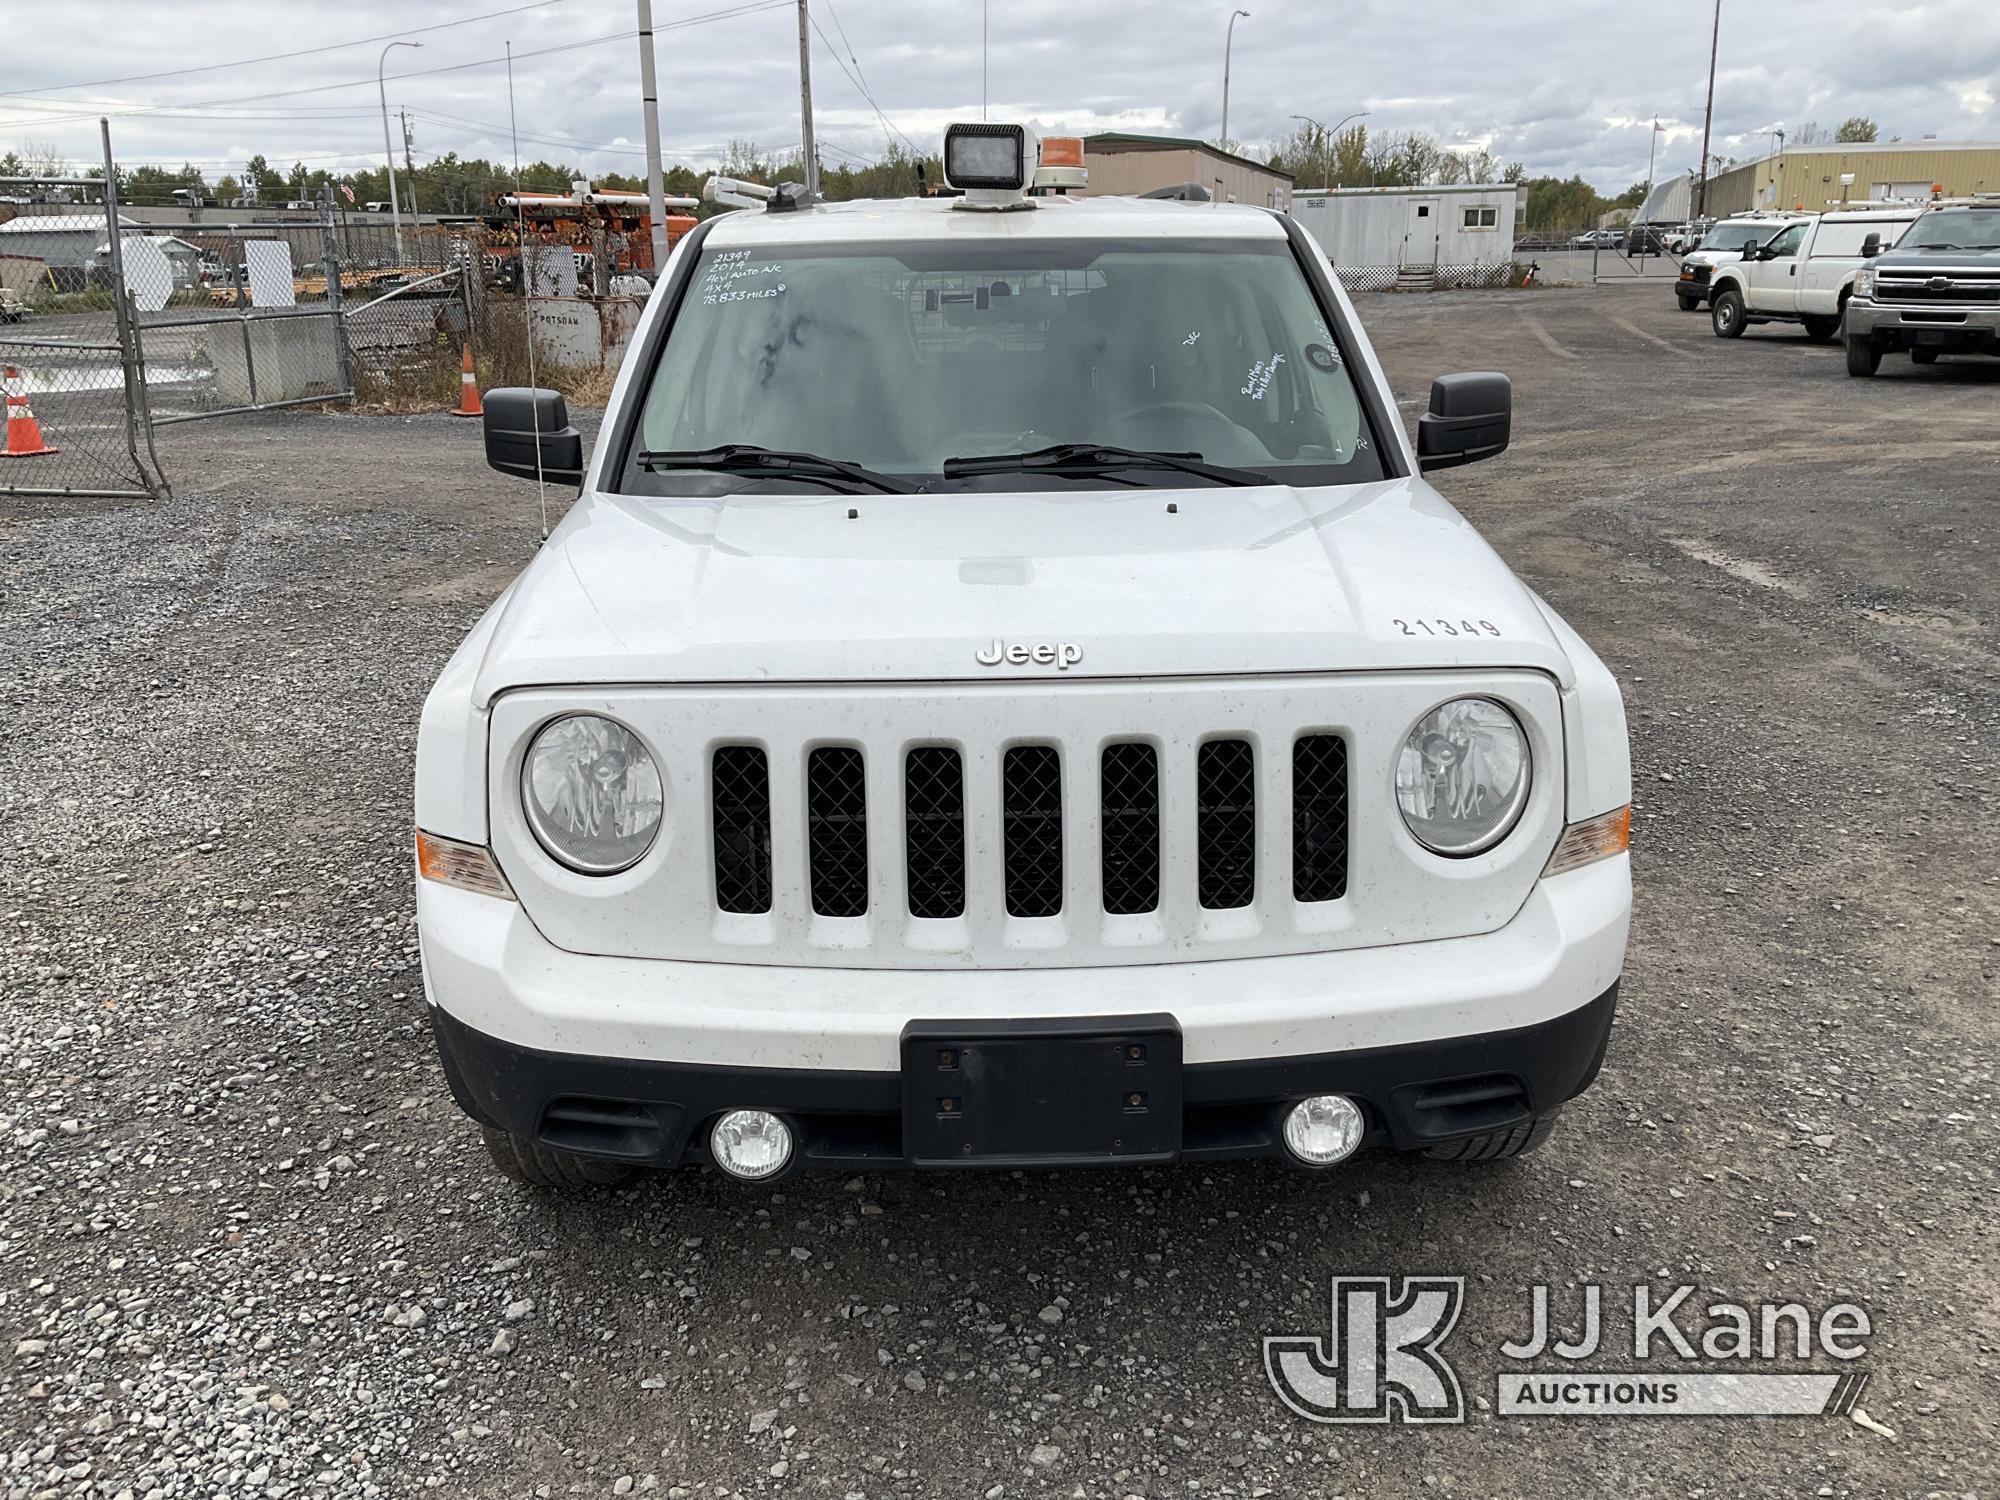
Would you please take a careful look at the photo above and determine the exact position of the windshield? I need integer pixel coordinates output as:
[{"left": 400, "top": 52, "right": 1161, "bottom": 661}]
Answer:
[
  {"left": 1704, "top": 222, "right": 1784, "bottom": 252},
  {"left": 623, "top": 236, "right": 1386, "bottom": 490},
  {"left": 1899, "top": 210, "right": 2000, "bottom": 251}
]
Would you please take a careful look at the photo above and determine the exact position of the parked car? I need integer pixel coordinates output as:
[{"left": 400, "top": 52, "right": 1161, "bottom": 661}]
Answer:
[
  {"left": 1664, "top": 221, "right": 1712, "bottom": 254},
  {"left": 0, "top": 286, "right": 26, "bottom": 323},
  {"left": 1623, "top": 225, "right": 1671, "bottom": 255},
  {"left": 1706, "top": 205, "right": 1923, "bottom": 340},
  {"left": 1570, "top": 229, "right": 1621, "bottom": 249},
  {"left": 416, "top": 122, "right": 1634, "bottom": 1189},
  {"left": 1844, "top": 200, "right": 2000, "bottom": 375},
  {"left": 608, "top": 271, "right": 653, "bottom": 298},
  {"left": 1672, "top": 214, "right": 1809, "bottom": 309}
]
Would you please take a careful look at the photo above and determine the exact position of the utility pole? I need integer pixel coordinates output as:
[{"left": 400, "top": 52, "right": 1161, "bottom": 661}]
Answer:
[
  {"left": 1694, "top": 0, "right": 1720, "bottom": 218},
  {"left": 796, "top": 0, "right": 820, "bottom": 195},
  {"left": 1646, "top": 118, "right": 1662, "bottom": 190},
  {"left": 635, "top": 0, "right": 669, "bottom": 269},
  {"left": 400, "top": 110, "right": 420, "bottom": 218}
]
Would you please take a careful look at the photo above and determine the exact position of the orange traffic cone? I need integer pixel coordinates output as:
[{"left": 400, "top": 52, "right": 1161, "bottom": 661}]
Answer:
[
  {"left": 1, "top": 364, "right": 58, "bottom": 458},
  {"left": 451, "top": 342, "right": 483, "bottom": 418}
]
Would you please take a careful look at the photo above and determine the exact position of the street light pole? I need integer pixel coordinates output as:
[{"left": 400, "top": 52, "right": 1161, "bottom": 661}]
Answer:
[
  {"left": 1289, "top": 110, "right": 1368, "bottom": 185},
  {"left": 1219, "top": 9, "right": 1249, "bottom": 157},
  {"left": 378, "top": 40, "right": 421, "bottom": 264}
]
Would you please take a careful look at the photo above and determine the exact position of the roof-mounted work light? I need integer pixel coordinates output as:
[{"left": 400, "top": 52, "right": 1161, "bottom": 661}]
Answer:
[
  {"left": 943, "top": 122, "right": 1039, "bottom": 209},
  {"left": 942, "top": 124, "right": 1088, "bottom": 209}
]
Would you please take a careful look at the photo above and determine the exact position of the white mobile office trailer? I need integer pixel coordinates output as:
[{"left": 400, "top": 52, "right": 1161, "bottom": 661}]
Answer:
[{"left": 1290, "top": 184, "right": 1520, "bottom": 279}]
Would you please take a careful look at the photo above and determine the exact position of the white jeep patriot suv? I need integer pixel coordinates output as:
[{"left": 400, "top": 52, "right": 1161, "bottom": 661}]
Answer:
[{"left": 415, "top": 125, "right": 1633, "bottom": 1188}]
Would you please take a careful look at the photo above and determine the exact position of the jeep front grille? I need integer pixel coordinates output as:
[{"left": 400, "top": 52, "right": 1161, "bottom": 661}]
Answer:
[
  {"left": 1002, "top": 745, "right": 1064, "bottom": 918},
  {"left": 904, "top": 746, "right": 966, "bottom": 919},
  {"left": 711, "top": 745, "right": 773, "bottom": 914},
  {"left": 491, "top": 673, "right": 1562, "bottom": 969},
  {"left": 779, "top": 736, "right": 1347, "bottom": 922},
  {"left": 806, "top": 746, "right": 869, "bottom": 917},
  {"left": 1291, "top": 734, "right": 1350, "bottom": 903},
  {"left": 1099, "top": 742, "right": 1162, "bottom": 915},
  {"left": 1195, "top": 739, "right": 1256, "bottom": 909}
]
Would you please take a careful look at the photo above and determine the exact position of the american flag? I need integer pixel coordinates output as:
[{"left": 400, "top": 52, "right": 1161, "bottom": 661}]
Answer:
[{"left": 339, "top": 181, "right": 356, "bottom": 204}]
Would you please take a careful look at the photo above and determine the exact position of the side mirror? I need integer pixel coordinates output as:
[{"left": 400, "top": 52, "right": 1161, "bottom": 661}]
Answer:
[
  {"left": 1742, "top": 245, "right": 1757, "bottom": 259},
  {"left": 1417, "top": 372, "right": 1511, "bottom": 473},
  {"left": 1860, "top": 232, "right": 1882, "bottom": 258},
  {"left": 483, "top": 387, "right": 585, "bottom": 486}
]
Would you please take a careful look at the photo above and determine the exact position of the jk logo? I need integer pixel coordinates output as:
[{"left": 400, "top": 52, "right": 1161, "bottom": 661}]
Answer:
[{"left": 1264, "top": 1276, "right": 1466, "bottom": 1424}]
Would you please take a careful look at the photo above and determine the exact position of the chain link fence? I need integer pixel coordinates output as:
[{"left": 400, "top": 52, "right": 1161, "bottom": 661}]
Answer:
[
  {"left": 1335, "top": 261, "right": 1527, "bottom": 293},
  {"left": 0, "top": 190, "right": 159, "bottom": 497}
]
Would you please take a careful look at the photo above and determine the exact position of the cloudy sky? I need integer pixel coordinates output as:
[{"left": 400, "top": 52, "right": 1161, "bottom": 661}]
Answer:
[{"left": 5, "top": 0, "right": 1997, "bottom": 192}]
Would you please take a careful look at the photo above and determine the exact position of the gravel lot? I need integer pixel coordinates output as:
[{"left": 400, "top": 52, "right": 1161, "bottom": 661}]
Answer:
[{"left": 2, "top": 284, "right": 1995, "bottom": 1499}]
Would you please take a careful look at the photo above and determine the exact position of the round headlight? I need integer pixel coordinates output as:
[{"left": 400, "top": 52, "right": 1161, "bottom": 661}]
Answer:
[
  {"left": 1395, "top": 697, "right": 1530, "bottom": 856},
  {"left": 521, "top": 714, "right": 664, "bottom": 874}
]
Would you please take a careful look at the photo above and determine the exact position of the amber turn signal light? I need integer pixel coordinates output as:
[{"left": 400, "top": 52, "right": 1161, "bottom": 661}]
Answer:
[
  {"left": 1541, "top": 805, "right": 1631, "bottom": 878},
  {"left": 416, "top": 830, "right": 516, "bottom": 900}
]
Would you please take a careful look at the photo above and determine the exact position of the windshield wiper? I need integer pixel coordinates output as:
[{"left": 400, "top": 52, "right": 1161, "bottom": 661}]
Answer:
[
  {"left": 637, "top": 444, "right": 914, "bottom": 494},
  {"left": 942, "top": 442, "right": 1270, "bottom": 487}
]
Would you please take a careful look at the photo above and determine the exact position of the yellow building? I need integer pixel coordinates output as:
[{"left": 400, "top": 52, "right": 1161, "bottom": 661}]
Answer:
[{"left": 1705, "top": 140, "right": 2000, "bottom": 216}]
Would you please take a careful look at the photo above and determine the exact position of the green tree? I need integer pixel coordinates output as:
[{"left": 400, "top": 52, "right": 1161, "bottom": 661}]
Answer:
[
  {"left": 1836, "top": 116, "right": 1878, "bottom": 142},
  {"left": 1517, "top": 175, "right": 1604, "bottom": 232}
]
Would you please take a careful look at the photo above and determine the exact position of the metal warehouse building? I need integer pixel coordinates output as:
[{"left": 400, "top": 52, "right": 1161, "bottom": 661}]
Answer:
[
  {"left": 1289, "top": 184, "right": 1520, "bottom": 280},
  {"left": 1080, "top": 133, "right": 1294, "bottom": 210},
  {"left": 1704, "top": 140, "right": 2000, "bottom": 215}
]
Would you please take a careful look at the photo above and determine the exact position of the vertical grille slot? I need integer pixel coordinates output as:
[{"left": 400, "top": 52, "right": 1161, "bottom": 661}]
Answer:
[
  {"left": 1099, "top": 742, "right": 1160, "bottom": 915},
  {"left": 1002, "top": 745, "right": 1063, "bottom": 918},
  {"left": 1292, "top": 734, "right": 1350, "bottom": 903},
  {"left": 904, "top": 747, "right": 966, "bottom": 919},
  {"left": 1196, "top": 739, "right": 1256, "bottom": 909},
  {"left": 710, "top": 745, "right": 772, "bottom": 914},
  {"left": 806, "top": 746, "right": 869, "bottom": 917}
]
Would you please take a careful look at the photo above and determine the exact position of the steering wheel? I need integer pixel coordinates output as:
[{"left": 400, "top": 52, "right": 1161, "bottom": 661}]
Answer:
[
  {"left": 1110, "top": 398, "right": 1239, "bottom": 431},
  {"left": 1103, "top": 398, "right": 1264, "bottom": 466}
]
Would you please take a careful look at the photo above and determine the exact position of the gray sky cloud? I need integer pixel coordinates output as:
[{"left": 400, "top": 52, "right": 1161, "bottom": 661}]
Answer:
[{"left": 3, "top": 0, "right": 1995, "bottom": 192}]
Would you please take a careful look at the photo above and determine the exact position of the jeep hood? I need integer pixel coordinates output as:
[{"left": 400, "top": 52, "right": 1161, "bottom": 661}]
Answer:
[{"left": 469, "top": 479, "right": 1573, "bottom": 704}]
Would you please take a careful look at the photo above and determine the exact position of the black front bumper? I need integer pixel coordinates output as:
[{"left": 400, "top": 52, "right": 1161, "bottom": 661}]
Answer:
[{"left": 432, "top": 984, "right": 1619, "bottom": 1172}]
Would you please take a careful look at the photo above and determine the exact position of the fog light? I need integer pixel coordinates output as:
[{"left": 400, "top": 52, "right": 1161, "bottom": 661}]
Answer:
[
  {"left": 710, "top": 1109, "right": 793, "bottom": 1181},
  {"left": 1282, "top": 1095, "right": 1365, "bottom": 1166}
]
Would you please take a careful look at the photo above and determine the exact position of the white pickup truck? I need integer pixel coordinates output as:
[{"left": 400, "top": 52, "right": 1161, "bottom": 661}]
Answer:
[{"left": 1707, "top": 206, "right": 1921, "bottom": 341}]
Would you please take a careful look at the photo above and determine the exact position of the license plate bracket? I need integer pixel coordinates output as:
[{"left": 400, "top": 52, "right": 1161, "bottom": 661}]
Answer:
[{"left": 900, "top": 1015, "right": 1183, "bottom": 1167}]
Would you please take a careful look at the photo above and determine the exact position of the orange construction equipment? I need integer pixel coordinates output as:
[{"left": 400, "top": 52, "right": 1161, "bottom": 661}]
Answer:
[
  {"left": 451, "top": 342, "right": 483, "bottom": 418},
  {"left": 2, "top": 364, "right": 58, "bottom": 458}
]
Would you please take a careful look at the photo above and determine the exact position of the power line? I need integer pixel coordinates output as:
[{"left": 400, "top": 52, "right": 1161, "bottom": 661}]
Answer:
[
  {"left": 0, "top": 1, "right": 790, "bottom": 128},
  {"left": 0, "top": 0, "right": 573, "bottom": 102},
  {"left": 804, "top": 6, "right": 920, "bottom": 156}
]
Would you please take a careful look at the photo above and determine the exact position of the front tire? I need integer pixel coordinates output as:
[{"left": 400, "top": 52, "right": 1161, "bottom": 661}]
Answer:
[
  {"left": 480, "top": 1125, "right": 636, "bottom": 1188},
  {"left": 1803, "top": 315, "right": 1839, "bottom": 342},
  {"left": 1676, "top": 293, "right": 1701, "bottom": 312},
  {"left": 1422, "top": 1111, "right": 1562, "bottom": 1162},
  {"left": 1845, "top": 336, "right": 1882, "bottom": 377},
  {"left": 1911, "top": 347, "right": 1939, "bottom": 365},
  {"left": 1711, "top": 287, "right": 1746, "bottom": 338}
]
